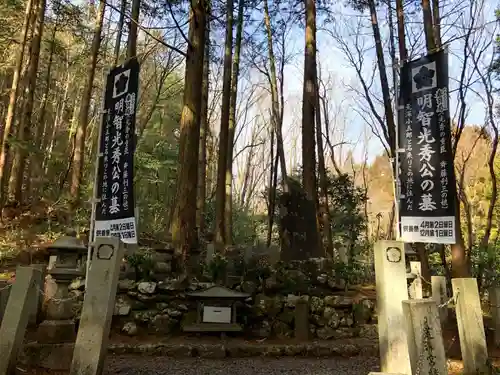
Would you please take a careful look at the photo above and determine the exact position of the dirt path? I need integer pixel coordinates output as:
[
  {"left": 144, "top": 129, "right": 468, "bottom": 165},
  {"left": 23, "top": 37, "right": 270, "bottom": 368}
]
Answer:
[{"left": 103, "top": 356, "right": 381, "bottom": 375}]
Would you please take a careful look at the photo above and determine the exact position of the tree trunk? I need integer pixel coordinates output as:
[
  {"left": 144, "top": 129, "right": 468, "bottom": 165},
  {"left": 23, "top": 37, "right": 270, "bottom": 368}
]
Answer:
[
  {"left": 8, "top": 0, "right": 47, "bottom": 205},
  {"left": 224, "top": 0, "right": 245, "bottom": 244},
  {"left": 69, "top": 0, "right": 105, "bottom": 206},
  {"left": 431, "top": 0, "right": 441, "bottom": 49},
  {"left": 127, "top": 0, "right": 140, "bottom": 59},
  {"left": 395, "top": 0, "right": 407, "bottom": 61},
  {"left": 114, "top": 0, "right": 127, "bottom": 64},
  {"left": 169, "top": 0, "right": 206, "bottom": 272},
  {"left": 196, "top": 13, "right": 210, "bottom": 240},
  {"left": 44, "top": 70, "right": 71, "bottom": 175},
  {"left": 263, "top": 0, "right": 287, "bottom": 185},
  {"left": 0, "top": 0, "right": 34, "bottom": 205},
  {"left": 32, "top": 21, "right": 57, "bottom": 192},
  {"left": 214, "top": 0, "right": 233, "bottom": 247},
  {"left": 320, "top": 94, "right": 342, "bottom": 175},
  {"left": 368, "top": 0, "right": 396, "bottom": 155},
  {"left": 421, "top": 0, "right": 435, "bottom": 52},
  {"left": 266, "top": 129, "right": 278, "bottom": 247},
  {"left": 302, "top": 0, "right": 320, "bottom": 255},
  {"left": 315, "top": 67, "right": 334, "bottom": 257},
  {"left": 302, "top": 0, "right": 317, "bottom": 198}
]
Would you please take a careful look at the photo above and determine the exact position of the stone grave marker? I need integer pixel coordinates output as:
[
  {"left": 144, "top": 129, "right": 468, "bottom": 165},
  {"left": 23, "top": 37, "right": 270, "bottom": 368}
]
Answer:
[
  {"left": 279, "top": 179, "right": 321, "bottom": 261},
  {"left": 489, "top": 287, "right": 500, "bottom": 347},
  {"left": 21, "top": 264, "right": 45, "bottom": 325},
  {"left": 0, "top": 266, "right": 37, "bottom": 374},
  {"left": 452, "top": 278, "right": 488, "bottom": 375},
  {"left": 402, "top": 299, "right": 447, "bottom": 375},
  {"left": 69, "top": 236, "right": 125, "bottom": 375},
  {"left": 295, "top": 298, "right": 309, "bottom": 340},
  {"left": 408, "top": 261, "right": 422, "bottom": 299},
  {"left": 431, "top": 276, "right": 448, "bottom": 326},
  {"left": 0, "top": 280, "right": 11, "bottom": 324}
]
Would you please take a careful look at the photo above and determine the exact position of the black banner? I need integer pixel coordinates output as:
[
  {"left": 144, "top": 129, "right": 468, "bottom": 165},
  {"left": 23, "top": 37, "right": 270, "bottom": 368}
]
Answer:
[
  {"left": 94, "top": 58, "right": 139, "bottom": 243},
  {"left": 398, "top": 50, "right": 457, "bottom": 244}
]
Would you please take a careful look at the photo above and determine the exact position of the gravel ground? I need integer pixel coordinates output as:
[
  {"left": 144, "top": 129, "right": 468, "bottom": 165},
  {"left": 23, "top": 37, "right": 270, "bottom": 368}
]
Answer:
[{"left": 104, "top": 356, "right": 380, "bottom": 375}]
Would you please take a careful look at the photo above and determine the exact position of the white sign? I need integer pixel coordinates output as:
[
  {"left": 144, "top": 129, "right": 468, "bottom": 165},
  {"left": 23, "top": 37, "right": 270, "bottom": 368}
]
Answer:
[
  {"left": 400, "top": 216, "right": 455, "bottom": 244},
  {"left": 94, "top": 217, "right": 137, "bottom": 244},
  {"left": 202, "top": 306, "right": 232, "bottom": 324}
]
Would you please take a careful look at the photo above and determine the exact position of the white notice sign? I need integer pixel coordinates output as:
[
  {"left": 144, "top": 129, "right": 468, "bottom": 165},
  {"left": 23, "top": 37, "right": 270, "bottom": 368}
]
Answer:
[
  {"left": 94, "top": 217, "right": 137, "bottom": 244},
  {"left": 400, "top": 216, "right": 455, "bottom": 244}
]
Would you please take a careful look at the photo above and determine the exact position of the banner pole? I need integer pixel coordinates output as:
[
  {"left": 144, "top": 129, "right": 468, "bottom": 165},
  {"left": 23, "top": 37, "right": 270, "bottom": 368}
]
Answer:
[
  {"left": 393, "top": 58, "right": 402, "bottom": 241},
  {"left": 86, "top": 68, "right": 110, "bottom": 289}
]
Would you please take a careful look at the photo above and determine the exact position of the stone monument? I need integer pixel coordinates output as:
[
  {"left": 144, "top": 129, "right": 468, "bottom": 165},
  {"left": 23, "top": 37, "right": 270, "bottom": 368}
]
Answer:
[
  {"left": 374, "top": 240, "right": 411, "bottom": 375},
  {"left": 70, "top": 236, "right": 125, "bottom": 375}
]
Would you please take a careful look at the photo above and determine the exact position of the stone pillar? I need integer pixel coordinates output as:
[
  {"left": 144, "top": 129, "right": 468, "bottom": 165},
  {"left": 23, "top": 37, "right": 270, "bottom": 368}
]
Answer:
[
  {"left": 295, "top": 298, "right": 309, "bottom": 341},
  {"left": 20, "top": 264, "right": 45, "bottom": 326},
  {"left": 432, "top": 276, "right": 448, "bottom": 326},
  {"left": 0, "top": 266, "right": 36, "bottom": 374},
  {"left": 452, "top": 278, "right": 488, "bottom": 375},
  {"left": 489, "top": 287, "right": 500, "bottom": 347},
  {"left": 374, "top": 240, "right": 411, "bottom": 375},
  {"left": 408, "top": 261, "right": 422, "bottom": 299},
  {"left": 70, "top": 236, "right": 125, "bottom": 375},
  {"left": 402, "top": 299, "right": 447, "bottom": 375},
  {"left": 0, "top": 280, "right": 11, "bottom": 324}
]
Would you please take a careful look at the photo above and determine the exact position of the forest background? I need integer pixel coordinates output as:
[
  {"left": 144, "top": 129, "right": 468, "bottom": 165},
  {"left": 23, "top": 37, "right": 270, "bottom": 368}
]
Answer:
[{"left": 0, "top": 0, "right": 499, "bottom": 289}]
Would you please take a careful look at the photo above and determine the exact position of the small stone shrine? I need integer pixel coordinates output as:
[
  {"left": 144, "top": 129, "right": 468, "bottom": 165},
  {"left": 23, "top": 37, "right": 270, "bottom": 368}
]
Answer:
[{"left": 183, "top": 285, "right": 250, "bottom": 332}]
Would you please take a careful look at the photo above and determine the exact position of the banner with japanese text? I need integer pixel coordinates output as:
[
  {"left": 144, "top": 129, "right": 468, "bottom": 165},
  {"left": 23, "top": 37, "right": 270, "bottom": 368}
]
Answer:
[
  {"left": 94, "top": 58, "right": 139, "bottom": 244},
  {"left": 398, "top": 50, "right": 457, "bottom": 244}
]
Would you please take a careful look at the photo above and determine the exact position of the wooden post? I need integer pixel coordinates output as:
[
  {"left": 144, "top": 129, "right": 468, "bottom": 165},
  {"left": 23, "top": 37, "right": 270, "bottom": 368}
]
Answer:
[
  {"left": 0, "top": 266, "right": 36, "bottom": 374},
  {"left": 452, "top": 278, "right": 488, "bottom": 375},
  {"left": 70, "top": 237, "right": 125, "bottom": 375}
]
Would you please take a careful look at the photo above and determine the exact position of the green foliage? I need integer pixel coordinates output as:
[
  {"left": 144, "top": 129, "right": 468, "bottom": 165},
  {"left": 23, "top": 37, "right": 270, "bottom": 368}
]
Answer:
[
  {"left": 325, "top": 172, "right": 368, "bottom": 249},
  {"left": 491, "top": 9, "right": 500, "bottom": 83},
  {"left": 125, "top": 250, "right": 156, "bottom": 281},
  {"left": 470, "top": 242, "right": 500, "bottom": 291},
  {"left": 205, "top": 253, "right": 229, "bottom": 283},
  {"left": 202, "top": 199, "right": 265, "bottom": 245}
]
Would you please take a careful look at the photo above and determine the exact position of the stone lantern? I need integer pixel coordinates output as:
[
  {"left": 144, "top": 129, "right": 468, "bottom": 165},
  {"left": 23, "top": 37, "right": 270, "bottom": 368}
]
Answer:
[
  {"left": 37, "top": 230, "right": 87, "bottom": 343},
  {"left": 46, "top": 229, "right": 87, "bottom": 272}
]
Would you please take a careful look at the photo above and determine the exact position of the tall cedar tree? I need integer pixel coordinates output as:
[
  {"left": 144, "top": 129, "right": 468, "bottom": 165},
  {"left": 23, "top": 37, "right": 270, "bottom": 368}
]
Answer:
[
  {"left": 214, "top": 0, "right": 234, "bottom": 247},
  {"left": 263, "top": 0, "right": 287, "bottom": 182},
  {"left": 315, "top": 66, "right": 334, "bottom": 256},
  {"left": 225, "top": 0, "right": 245, "bottom": 243},
  {"left": 127, "top": 0, "right": 140, "bottom": 59},
  {"left": 69, "top": 0, "right": 106, "bottom": 205},
  {"left": 302, "top": 0, "right": 321, "bottom": 256},
  {"left": 170, "top": 0, "right": 207, "bottom": 271},
  {"left": 0, "top": 0, "right": 34, "bottom": 205},
  {"left": 196, "top": 9, "right": 211, "bottom": 239},
  {"left": 8, "top": 0, "right": 47, "bottom": 204}
]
